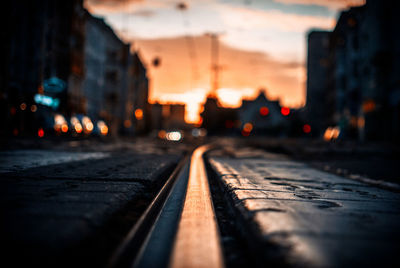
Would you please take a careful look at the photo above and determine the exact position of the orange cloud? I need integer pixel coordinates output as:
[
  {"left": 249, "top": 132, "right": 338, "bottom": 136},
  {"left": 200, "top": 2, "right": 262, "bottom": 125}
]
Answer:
[
  {"left": 219, "top": 5, "right": 336, "bottom": 33},
  {"left": 274, "top": 0, "right": 366, "bottom": 10},
  {"left": 134, "top": 35, "right": 305, "bottom": 122},
  {"left": 84, "top": 0, "right": 144, "bottom": 13}
]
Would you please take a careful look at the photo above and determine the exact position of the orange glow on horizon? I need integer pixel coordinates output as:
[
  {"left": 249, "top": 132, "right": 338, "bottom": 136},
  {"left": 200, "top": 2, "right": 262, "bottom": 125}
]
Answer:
[
  {"left": 83, "top": 0, "right": 352, "bottom": 124},
  {"left": 151, "top": 87, "right": 300, "bottom": 125},
  {"left": 150, "top": 88, "right": 262, "bottom": 124},
  {"left": 137, "top": 35, "right": 306, "bottom": 124}
]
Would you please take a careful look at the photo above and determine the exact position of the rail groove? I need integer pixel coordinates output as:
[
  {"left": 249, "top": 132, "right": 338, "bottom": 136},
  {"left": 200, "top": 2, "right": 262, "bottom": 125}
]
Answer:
[{"left": 108, "top": 145, "right": 224, "bottom": 268}]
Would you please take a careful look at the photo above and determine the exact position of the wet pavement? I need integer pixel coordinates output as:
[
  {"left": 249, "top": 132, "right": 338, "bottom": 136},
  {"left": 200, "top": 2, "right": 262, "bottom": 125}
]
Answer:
[
  {"left": 1, "top": 137, "right": 399, "bottom": 267},
  {"left": 207, "top": 144, "right": 400, "bottom": 267},
  {"left": 0, "top": 138, "right": 187, "bottom": 267}
]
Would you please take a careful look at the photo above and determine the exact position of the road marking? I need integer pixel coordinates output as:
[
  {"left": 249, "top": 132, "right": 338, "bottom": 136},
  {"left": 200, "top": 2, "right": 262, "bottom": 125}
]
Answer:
[{"left": 170, "top": 145, "right": 224, "bottom": 268}]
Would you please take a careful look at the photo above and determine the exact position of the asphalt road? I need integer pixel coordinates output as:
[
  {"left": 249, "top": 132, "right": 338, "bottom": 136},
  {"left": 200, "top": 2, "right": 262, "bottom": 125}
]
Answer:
[{"left": 0, "top": 138, "right": 188, "bottom": 267}]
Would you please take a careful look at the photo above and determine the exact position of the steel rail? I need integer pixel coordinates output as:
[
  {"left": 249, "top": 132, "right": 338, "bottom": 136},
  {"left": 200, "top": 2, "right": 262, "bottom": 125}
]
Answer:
[
  {"left": 170, "top": 145, "right": 224, "bottom": 268},
  {"left": 108, "top": 145, "right": 224, "bottom": 268},
  {"left": 107, "top": 155, "right": 189, "bottom": 268}
]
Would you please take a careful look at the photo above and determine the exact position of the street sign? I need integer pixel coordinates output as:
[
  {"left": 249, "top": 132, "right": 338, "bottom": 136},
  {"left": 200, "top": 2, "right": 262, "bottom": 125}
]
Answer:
[
  {"left": 34, "top": 94, "right": 60, "bottom": 109},
  {"left": 43, "top": 77, "right": 66, "bottom": 93}
]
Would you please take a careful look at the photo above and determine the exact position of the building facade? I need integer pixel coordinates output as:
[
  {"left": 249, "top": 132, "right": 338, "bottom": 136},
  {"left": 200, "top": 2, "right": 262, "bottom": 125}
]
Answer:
[
  {"left": 150, "top": 103, "right": 186, "bottom": 131},
  {"left": 306, "top": 0, "right": 400, "bottom": 141},
  {"left": 83, "top": 13, "right": 131, "bottom": 136},
  {"left": 2, "top": 0, "right": 85, "bottom": 136},
  {"left": 2, "top": 2, "right": 150, "bottom": 138},
  {"left": 306, "top": 30, "right": 334, "bottom": 138},
  {"left": 239, "top": 91, "right": 289, "bottom": 136},
  {"left": 83, "top": 13, "right": 149, "bottom": 136}
]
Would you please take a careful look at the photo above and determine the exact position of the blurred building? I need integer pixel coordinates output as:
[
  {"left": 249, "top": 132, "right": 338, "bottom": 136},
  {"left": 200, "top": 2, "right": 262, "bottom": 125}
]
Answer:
[
  {"left": 165, "top": 104, "right": 186, "bottom": 129},
  {"left": 306, "top": 31, "right": 334, "bottom": 138},
  {"left": 2, "top": 0, "right": 85, "bottom": 136},
  {"left": 201, "top": 95, "right": 238, "bottom": 135},
  {"left": 239, "top": 91, "right": 291, "bottom": 136},
  {"left": 82, "top": 12, "right": 107, "bottom": 123},
  {"left": 200, "top": 90, "right": 298, "bottom": 136},
  {"left": 357, "top": 0, "right": 400, "bottom": 141},
  {"left": 128, "top": 52, "right": 150, "bottom": 135},
  {"left": 1, "top": 2, "right": 149, "bottom": 138},
  {"left": 68, "top": 2, "right": 86, "bottom": 116},
  {"left": 331, "top": 6, "right": 366, "bottom": 139},
  {"left": 306, "top": 0, "right": 400, "bottom": 141},
  {"left": 151, "top": 103, "right": 186, "bottom": 131},
  {"left": 151, "top": 103, "right": 163, "bottom": 131},
  {"left": 82, "top": 12, "right": 132, "bottom": 137}
]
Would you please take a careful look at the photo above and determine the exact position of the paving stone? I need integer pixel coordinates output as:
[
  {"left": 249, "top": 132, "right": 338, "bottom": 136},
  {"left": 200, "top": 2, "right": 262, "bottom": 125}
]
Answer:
[{"left": 209, "top": 156, "right": 400, "bottom": 267}]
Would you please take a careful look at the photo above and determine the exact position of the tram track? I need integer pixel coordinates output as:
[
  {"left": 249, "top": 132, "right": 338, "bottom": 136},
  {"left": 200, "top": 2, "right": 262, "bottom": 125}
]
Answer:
[{"left": 108, "top": 145, "right": 225, "bottom": 268}]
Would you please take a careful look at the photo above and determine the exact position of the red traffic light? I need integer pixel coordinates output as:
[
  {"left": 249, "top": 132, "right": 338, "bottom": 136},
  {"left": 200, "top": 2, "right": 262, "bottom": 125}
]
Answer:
[
  {"left": 259, "top": 106, "right": 269, "bottom": 116},
  {"left": 281, "top": 107, "right": 290, "bottom": 116},
  {"left": 303, "top": 124, "right": 311, "bottom": 133}
]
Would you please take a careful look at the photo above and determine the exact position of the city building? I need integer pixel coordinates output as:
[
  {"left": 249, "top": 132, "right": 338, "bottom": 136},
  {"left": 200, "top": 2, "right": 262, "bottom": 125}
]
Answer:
[
  {"left": 330, "top": 6, "right": 365, "bottom": 139},
  {"left": 356, "top": 0, "right": 400, "bottom": 141},
  {"left": 2, "top": 1, "right": 149, "bottom": 138},
  {"left": 68, "top": 2, "right": 86, "bottom": 116},
  {"left": 305, "top": 30, "right": 334, "bottom": 138},
  {"left": 239, "top": 91, "right": 291, "bottom": 136},
  {"left": 306, "top": 0, "right": 400, "bottom": 141},
  {"left": 83, "top": 12, "right": 148, "bottom": 137},
  {"left": 201, "top": 95, "right": 238, "bottom": 135},
  {"left": 83, "top": 12, "right": 130, "bottom": 136},
  {"left": 2, "top": 0, "right": 85, "bottom": 136},
  {"left": 128, "top": 52, "right": 150, "bottom": 135},
  {"left": 150, "top": 103, "right": 186, "bottom": 131}
]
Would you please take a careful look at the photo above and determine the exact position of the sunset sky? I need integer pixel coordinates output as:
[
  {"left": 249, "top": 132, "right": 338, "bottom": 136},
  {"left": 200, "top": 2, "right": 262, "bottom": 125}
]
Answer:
[{"left": 85, "top": 0, "right": 365, "bottom": 123}]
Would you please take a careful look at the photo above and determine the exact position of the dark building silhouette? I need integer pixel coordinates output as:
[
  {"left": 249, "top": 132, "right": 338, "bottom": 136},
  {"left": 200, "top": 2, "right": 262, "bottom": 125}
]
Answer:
[
  {"left": 151, "top": 103, "right": 186, "bottom": 131},
  {"left": 306, "top": 0, "right": 400, "bottom": 141},
  {"left": 200, "top": 90, "right": 297, "bottom": 137},
  {"left": 128, "top": 52, "right": 150, "bottom": 135},
  {"left": 331, "top": 6, "right": 366, "bottom": 139},
  {"left": 1, "top": 2, "right": 149, "bottom": 137},
  {"left": 358, "top": 0, "right": 400, "bottom": 141},
  {"left": 239, "top": 91, "right": 290, "bottom": 136},
  {"left": 83, "top": 12, "right": 132, "bottom": 137},
  {"left": 2, "top": 0, "right": 85, "bottom": 136},
  {"left": 306, "top": 31, "right": 334, "bottom": 138},
  {"left": 200, "top": 95, "right": 238, "bottom": 135}
]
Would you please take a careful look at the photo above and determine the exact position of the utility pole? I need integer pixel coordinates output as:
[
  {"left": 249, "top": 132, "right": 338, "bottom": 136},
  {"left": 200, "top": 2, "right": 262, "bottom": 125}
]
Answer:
[
  {"left": 177, "top": 2, "right": 199, "bottom": 90},
  {"left": 208, "top": 33, "right": 223, "bottom": 96}
]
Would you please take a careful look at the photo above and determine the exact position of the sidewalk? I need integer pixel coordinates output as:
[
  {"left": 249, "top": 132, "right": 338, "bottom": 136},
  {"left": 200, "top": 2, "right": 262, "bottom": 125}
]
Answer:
[{"left": 207, "top": 147, "right": 400, "bottom": 267}]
